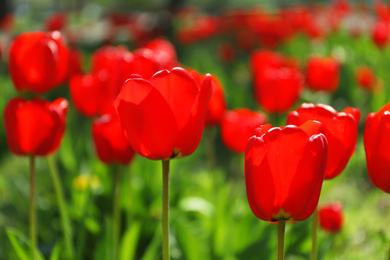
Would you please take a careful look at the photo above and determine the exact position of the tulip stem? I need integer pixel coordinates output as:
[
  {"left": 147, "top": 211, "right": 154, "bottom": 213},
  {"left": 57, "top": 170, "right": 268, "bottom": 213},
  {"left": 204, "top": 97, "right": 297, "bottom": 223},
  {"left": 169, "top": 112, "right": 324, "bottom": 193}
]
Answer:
[
  {"left": 29, "top": 155, "right": 37, "bottom": 260},
  {"left": 113, "top": 165, "right": 121, "bottom": 260},
  {"left": 277, "top": 220, "right": 286, "bottom": 260},
  {"left": 46, "top": 156, "right": 74, "bottom": 259},
  {"left": 162, "top": 160, "right": 170, "bottom": 260},
  {"left": 311, "top": 207, "right": 318, "bottom": 260},
  {"left": 387, "top": 243, "right": 390, "bottom": 260}
]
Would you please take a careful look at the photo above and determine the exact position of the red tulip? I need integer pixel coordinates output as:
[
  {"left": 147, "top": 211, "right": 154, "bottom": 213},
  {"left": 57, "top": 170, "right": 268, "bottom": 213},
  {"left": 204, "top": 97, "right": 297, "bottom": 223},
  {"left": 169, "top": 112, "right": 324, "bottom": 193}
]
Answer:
[
  {"left": 221, "top": 108, "right": 267, "bottom": 153},
  {"left": 245, "top": 120, "right": 328, "bottom": 222},
  {"left": 92, "top": 114, "right": 135, "bottom": 165},
  {"left": 0, "top": 13, "right": 14, "bottom": 32},
  {"left": 9, "top": 31, "right": 69, "bottom": 94},
  {"left": 371, "top": 20, "right": 390, "bottom": 48},
  {"left": 114, "top": 67, "right": 212, "bottom": 160},
  {"left": 250, "top": 50, "right": 304, "bottom": 113},
  {"left": 3, "top": 97, "right": 68, "bottom": 156},
  {"left": 355, "top": 66, "right": 377, "bottom": 92},
  {"left": 45, "top": 12, "right": 67, "bottom": 31},
  {"left": 287, "top": 103, "right": 360, "bottom": 180},
  {"left": 364, "top": 103, "right": 390, "bottom": 193},
  {"left": 69, "top": 70, "right": 115, "bottom": 117},
  {"left": 319, "top": 202, "right": 344, "bottom": 233},
  {"left": 254, "top": 65, "right": 304, "bottom": 113},
  {"left": 374, "top": 1, "right": 390, "bottom": 22},
  {"left": 306, "top": 57, "right": 339, "bottom": 92}
]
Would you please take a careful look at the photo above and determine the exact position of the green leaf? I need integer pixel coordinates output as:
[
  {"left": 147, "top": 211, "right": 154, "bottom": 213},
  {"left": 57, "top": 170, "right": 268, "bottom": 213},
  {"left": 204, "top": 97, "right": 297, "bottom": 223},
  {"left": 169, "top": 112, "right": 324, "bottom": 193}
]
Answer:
[
  {"left": 49, "top": 241, "right": 63, "bottom": 260},
  {"left": 5, "top": 227, "right": 44, "bottom": 260},
  {"left": 141, "top": 227, "right": 161, "bottom": 260},
  {"left": 119, "top": 221, "right": 142, "bottom": 260}
]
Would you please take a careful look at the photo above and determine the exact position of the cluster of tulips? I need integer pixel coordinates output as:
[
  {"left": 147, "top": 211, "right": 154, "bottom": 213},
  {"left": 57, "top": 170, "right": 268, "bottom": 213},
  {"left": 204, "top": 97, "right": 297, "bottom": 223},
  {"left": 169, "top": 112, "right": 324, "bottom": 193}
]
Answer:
[{"left": 3, "top": 0, "right": 390, "bottom": 259}]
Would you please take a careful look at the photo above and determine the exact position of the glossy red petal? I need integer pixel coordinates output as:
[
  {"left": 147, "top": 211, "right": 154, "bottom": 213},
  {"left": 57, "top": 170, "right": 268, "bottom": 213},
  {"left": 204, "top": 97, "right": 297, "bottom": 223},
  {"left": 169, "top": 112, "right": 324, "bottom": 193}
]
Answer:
[
  {"left": 177, "top": 73, "right": 212, "bottom": 156},
  {"left": 150, "top": 67, "right": 199, "bottom": 131},
  {"left": 245, "top": 135, "right": 275, "bottom": 221},
  {"left": 115, "top": 78, "right": 178, "bottom": 160}
]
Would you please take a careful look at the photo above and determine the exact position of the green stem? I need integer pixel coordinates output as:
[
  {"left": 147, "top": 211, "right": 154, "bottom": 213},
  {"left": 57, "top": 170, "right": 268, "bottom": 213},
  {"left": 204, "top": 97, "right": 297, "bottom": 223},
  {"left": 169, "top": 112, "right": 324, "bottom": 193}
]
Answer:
[
  {"left": 46, "top": 156, "right": 74, "bottom": 259},
  {"left": 29, "top": 155, "right": 37, "bottom": 260},
  {"left": 388, "top": 243, "right": 390, "bottom": 260},
  {"left": 311, "top": 207, "right": 318, "bottom": 260},
  {"left": 162, "top": 160, "right": 170, "bottom": 260},
  {"left": 75, "top": 183, "right": 91, "bottom": 260},
  {"left": 277, "top": 220, "right": 286, "bottom": 260},
  {"left": 113, "top": 165, "right": 121, "bottom": 260}
]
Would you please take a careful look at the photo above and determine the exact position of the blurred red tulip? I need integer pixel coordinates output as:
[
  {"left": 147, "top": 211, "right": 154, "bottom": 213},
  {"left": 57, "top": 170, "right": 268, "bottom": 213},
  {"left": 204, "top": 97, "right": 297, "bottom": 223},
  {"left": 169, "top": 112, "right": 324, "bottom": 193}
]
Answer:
[
  {"left": 319, "top": 202, "right": 344, "bottom": 233},
  {"left": 245, "top": 121, "right": 328, "bottom": 222},
  {"left": 374, "top": 1, "right": 390, "bottom": 22},
  {"left": 364, "top": 103, "right": 390, "bottom": 193},
  {"left": 9, "top": 31, "right": 69, "bottom": 94},
  {"left": 114, "top": 67, "right": 212, "bottom": 160},
  {"left": 371, "top": 20, "right": 390, "bottom": 48},
  {"left": 306, "top": 57, "right": 340, "bottom": 92},
  {"left": 0, "top": 13, "right": 14, "bottom": 32},
  {"left": 3, "top": 97, "right": 68, "bottom": 156},
  {"left": 92, "top": 114, "right": 135, "bottom": 165},
  {"left": 45, "top": 12, "right": 67, "bottom": 31},
  {"left": 251, "top": 50, "right": 304, "bottom": 113},
  {"left": 69, "top": 70, "right": 115, "bottom": 117},
  {"left": 221, "top": 108, "right": 267, "bottom": 153},
  {"left": 287, "top": 103, "right": 360, "bottom": 180},
  {"left": 355, "top": 66, "right": 377, "bottom": 91}
]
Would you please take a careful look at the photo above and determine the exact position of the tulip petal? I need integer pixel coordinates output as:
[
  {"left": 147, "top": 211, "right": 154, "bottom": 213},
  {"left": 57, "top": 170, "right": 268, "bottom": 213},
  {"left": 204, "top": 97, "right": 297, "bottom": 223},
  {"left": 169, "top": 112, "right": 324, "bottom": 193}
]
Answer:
[{"left": 115, "top": 78, "right": 178, "bottom": 160}]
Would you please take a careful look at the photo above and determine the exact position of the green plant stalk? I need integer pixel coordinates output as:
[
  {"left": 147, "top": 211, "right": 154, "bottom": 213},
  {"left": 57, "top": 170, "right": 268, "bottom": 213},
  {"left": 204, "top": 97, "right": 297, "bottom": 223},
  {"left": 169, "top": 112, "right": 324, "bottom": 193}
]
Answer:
[
  {"left": 277, "top": 220, "right": 286, "bottom": 260},
  {"left": 113, "top": 165, "right": 121, "bottom": 260},
  {"left": 29, "top": 155, "right": 37, "bottom": 260},
  {"left": 46, "top": 155, "right": 74, "bottom": 259},
  {"left": 75, "top": 186, "right": 91, "bottom": 260},
  {"left": 388, "top": 243, "right": 390, "bottom": 260},
  {"left": 311, "top": 207, "right": 318, "bottom": 260},
  {"left": 162, "top": 160, "right": 170, "bottom": 260}
]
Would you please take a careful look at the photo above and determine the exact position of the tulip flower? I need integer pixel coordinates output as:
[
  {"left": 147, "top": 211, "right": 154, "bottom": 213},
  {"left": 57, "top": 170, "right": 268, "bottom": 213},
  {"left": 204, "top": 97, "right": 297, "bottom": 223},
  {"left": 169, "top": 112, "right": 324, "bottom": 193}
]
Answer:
[
  {"left": 245, "top": 121, "right": 328, "bottom": 259},
  {"left": 45, "top": 12, "right": 67, "bottom": 31},
  {"left": 355, "top": 66, "right": 377, "bottom": 92},
  {"left": 250, "top": 50, "right": 304, "bottom": 113},
  {"left": 287, "top": 103, "right": 360, "bottom": 180},
  {"left": 3, "top": 97, "right": 69, "bottom": 259},
  {"left": 364, "top": 103, "right": 390, "bottom": 193},
  {"left": 245, "top": 120, "right": 328, "bottom": 222},
  {"left": 115, "top": 67, "right": 212, "bottom": 160},
  {"left": 4, "top": 97, "right": 68, "bottom": 156},
  {"left": 69, "top": 70, "right": 115, "bottom": 117},
  {"left": 319, "top": 202, "right": 344, "bottom": 233},
  {"left": 92, "top": 114, "right": 135, "bottom": 165},
  {"left": 221, "top": 108, "right": 267, "bottom": 153},
  {"left": 306, "top": 57, "right": 340, "bottom": 92},
  {"left": 9, "top": 31, "right": 69, "bottom": 94},
  {"left": 371, "top": 20, "right": 390, "bottom": 48},
  {"left": 115, "top": 67, "right": 211, "bottom": 259},
  {"left": 253, "top": 65, "right": 304, "bottom": 113}
]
